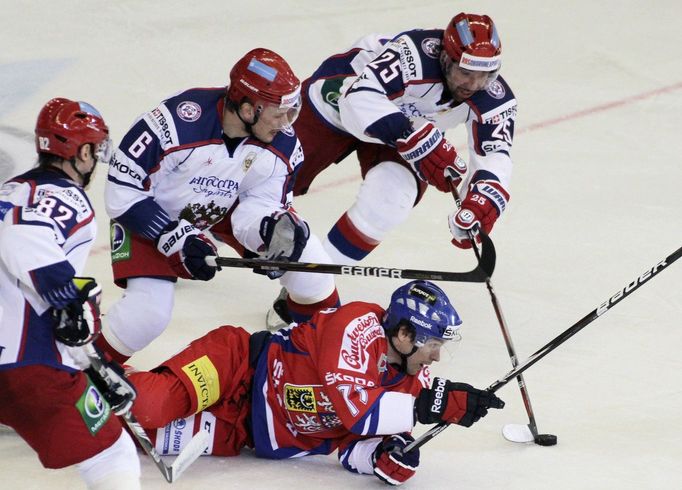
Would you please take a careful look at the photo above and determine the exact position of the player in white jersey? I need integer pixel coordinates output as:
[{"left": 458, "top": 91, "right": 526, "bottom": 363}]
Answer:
[
  {"left": 269, "top": 13, "right": 515, "bottom": 325},
  {"left": 0, "top": 98, "right": 140, "bottom": 489},
  {"left": 100, "top": 48, "right": 339, "bottom": 362}
]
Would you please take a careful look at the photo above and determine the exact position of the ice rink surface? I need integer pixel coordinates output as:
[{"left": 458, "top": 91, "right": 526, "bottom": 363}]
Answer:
[{"left": 1, "top": 1, "right": 681, "bottom": 488}]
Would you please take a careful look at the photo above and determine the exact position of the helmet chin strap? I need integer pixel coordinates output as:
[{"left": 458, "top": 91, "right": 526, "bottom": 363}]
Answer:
[
  {"left": 387, "top": 334, "right": 419, "bottom": 373},
  {"left": 236, "top": 101, "right": 261, "bottom": 136},
  {"left": 68, "top": 151, "right": 95, "bottom": 187}
]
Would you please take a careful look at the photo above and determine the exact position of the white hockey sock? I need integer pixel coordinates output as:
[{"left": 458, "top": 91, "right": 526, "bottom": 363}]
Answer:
[{"left": 77, "top": 431, "right": 140, "bottom": 490}]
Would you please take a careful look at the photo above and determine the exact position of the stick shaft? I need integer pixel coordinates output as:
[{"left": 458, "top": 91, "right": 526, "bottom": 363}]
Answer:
[
  {"left": 82, "top": 344, "right": 173, "bottom": 482},
  {"left": 404, "top": 244, "right": 682, "bottom": 454},
  {"left": 208, "top": 232, "right": 495, "bottom": 283},
  {"left": 449, "top": 178, "right": 541, "bottom": 438}
]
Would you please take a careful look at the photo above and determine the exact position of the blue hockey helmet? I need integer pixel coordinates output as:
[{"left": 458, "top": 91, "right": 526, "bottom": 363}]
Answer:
[{"left": 383, "top": 280, "right": 462, "bottom": 346}]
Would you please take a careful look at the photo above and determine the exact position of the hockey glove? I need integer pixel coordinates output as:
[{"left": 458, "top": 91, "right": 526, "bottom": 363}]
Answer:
[
  {"left": 414, "top": 377, "right": 504, "bottom": 427},
  {"left": 449, "top": 180, "right": 509, "bottom": 249},
  {"left": 372, "top": 433, "right": 420, "bottom": 486},
  {"left": 53, "top": 277, "right": 102, "bottom": 347},
  {"left": 396, "top": 122, "right": 467, "bottom": 193},
  {"left": 257, "top": 210, "right": 310, "bottom": 279},
  {"left": 156, "top": 219, "right": 218, "bottom": 281},
  {"left": 84, "top": 346, "right": 137, "bottom": 416}
]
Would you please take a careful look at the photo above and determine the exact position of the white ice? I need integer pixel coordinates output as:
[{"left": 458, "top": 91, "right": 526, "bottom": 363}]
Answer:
[{"left": 1, "top": 1, "right": 681, "bottom": 489}]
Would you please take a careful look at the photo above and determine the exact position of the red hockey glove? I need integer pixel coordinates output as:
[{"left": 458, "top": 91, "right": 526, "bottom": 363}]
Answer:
[
  {"left": 372, "top": 433, "right": 420, "bottom": 486},
  {"left": 449, "top": 180, "right": 509, "bottom": 249},
  {"left": 414, "top": 377, "right": 504, "bottom": 427},
  {"left": 156, "top": 219, "right": 218, "bottom": 280},
  {"left": 396, "top": 122, "right": 467, "bottom": 193},
  {"left": 52, "top": 277, "right": 102, "bottom": 347}
]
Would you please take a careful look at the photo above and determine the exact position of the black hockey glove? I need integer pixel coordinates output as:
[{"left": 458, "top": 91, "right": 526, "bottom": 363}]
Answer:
[
  {"left": 53, "top": 277, "right": 102, "bottom": 347},
  {"left": 414, "top": 377, "right": 505, "bottom": 427}
]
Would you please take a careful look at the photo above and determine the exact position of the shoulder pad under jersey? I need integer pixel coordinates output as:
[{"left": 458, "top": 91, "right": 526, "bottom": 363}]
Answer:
[
  {"left": 390, "top": 29, "right": 444, "bottom": 83},
  {"left": 157, "top": 87, "right": 226, "bottom": 147},
  {"left": 466, "top": 75, "right": 517, "bottom": 125}
]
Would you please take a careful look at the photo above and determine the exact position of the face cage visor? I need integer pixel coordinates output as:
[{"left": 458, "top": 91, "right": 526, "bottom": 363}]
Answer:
[
  {"left": 94, "top": 137, "right": 113, "bottom": 164},
  {"left": 412, "top": 321, "right": 460, "bottom": 349}
]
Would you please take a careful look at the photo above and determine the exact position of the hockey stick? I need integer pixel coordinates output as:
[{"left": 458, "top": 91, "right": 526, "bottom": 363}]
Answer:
[
  {"left": 404, "top": 243, "right": 682, "bottom": 454},
  {"left": 206, "top": 232, "right": 495, "bottom": 282},
  {"left": 447, "top": 170, "right": 553, "bottom": 446},
  {"left": 82, "top": 344, "right": 210, "bottom": 483}
]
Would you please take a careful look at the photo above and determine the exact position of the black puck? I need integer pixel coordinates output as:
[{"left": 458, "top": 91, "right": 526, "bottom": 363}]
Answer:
[{"left": 535, "top": 434, "right": 558, "bottom": 446}]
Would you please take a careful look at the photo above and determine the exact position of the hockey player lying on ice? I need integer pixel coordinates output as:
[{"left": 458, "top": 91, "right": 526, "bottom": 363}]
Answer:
[{"left": 127, "top": 280, "right": 504, "bottom": 486}]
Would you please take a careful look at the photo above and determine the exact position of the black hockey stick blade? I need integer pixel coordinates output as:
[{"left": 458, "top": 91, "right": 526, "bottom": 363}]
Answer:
[{"left": 207, "top": 232, "right": 495, "bottom": 283}]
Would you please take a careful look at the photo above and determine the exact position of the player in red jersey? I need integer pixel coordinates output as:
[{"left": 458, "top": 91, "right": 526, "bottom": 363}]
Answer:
[{"left": 128, "top": 280, "right": 503, "bottom": 486}]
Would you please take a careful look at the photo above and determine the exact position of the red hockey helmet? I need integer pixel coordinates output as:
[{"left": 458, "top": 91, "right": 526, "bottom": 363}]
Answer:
[
  {"left": 35, "top": 98, "right": 110, "bottom": 161},
  {"left": 443, "top": 13, "right": 502, "bottom": 72},
  {"left": 227, "top": 48, "right": 301, "bottom": 121}
]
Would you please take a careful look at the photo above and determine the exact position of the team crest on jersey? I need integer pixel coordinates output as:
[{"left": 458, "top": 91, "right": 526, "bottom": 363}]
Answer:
[
  {"left": 486, "top": 80, "right": 506, "bottom": 100},
  {"left": 338, "top": 313, "right": 385, "bottom": 374},
  {"left": 421, "top": 37, "right": 441, "bottom": 58},
  {"left": 179, "top": 201, "right": 228, "bottom": 230},
  {"left": 177, "top": 101, "right": 202, "bottom": 122},
  {"left": 242, "top": 152, "right": 257, "bottom": 172},
  {"left": 280, "top": 125, "right": 295, "bottom": 137},
  {"left": 284, "top": 384, "right": 317, "bottom": 412}
]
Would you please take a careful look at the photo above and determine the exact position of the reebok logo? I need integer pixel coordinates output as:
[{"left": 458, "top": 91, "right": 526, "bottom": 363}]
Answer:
[
  {"left": 431, "top": 377, "right": 447, "bottom": 413},
  {"left": 410, "top": 315, "right": 433, "bottom": 330}
]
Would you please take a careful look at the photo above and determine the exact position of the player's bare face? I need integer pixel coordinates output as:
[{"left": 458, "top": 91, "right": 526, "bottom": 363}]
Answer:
[
  {"left": 442, "top": 56, "right": 494, "bottom": 103},
  {"left": 406, "top": 338, "right": 444, "bottom": 375},
  {"left": 250, "top": 102, "right": 300, "bottom": 143},
  {"left": 250, "top": 105, "right": 291, "bottom": 143}
]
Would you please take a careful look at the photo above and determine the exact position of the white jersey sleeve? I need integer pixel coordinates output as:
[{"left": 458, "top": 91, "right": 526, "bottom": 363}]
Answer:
[
  {"left": 337, "top": 34, "right": 414, "bottom": 145},
  {"left": 230, "top": 135, "right": 304, "bottom": 253}
]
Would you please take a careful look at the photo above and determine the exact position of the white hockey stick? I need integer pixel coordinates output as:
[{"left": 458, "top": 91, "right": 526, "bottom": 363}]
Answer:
[{"left": 83, "top": 343, "right": 210, "bottom": 482}]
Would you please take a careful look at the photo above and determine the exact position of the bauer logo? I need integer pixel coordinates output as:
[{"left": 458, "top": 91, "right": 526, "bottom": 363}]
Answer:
[
  {"left": 596, "top": 259, "right": 668, "bottom": 316},
  {"left": 177, "top": 101, "right": 202, "bottom": 122},
  {"left": 110, "top": 222, "right": 131, "bottom": 262}
]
